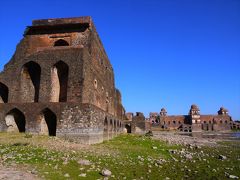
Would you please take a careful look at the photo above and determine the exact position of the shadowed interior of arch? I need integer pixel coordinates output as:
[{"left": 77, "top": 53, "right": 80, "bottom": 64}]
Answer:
[
  {"left": 125, "top": 124, "right": 131, "bottom": 133},
  {"left": 54, "top": 39, "right": 69, "bottom": 46},
  {"left": 6, "top": 108, "right": 26, "bottom": 132},
  {"left": 110, "top": 120, "right": 113, "bottom": 131},
  {"left": 0, "top": 82, "right": 9, "bottom": 103},
  {"left": 41, "top": 109, "right": 57, "bottom": 136},
  {"left": 104, "top": 117, "right": 108, "bottom": 132},
  {"left": 103, "top": 117, "right": 108, "bottom": 140},
  {"left": 21, "top": 61, "right": 41, "bottom": 102}
]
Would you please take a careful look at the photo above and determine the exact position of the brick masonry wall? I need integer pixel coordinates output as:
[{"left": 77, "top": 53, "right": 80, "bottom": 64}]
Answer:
[{"left": 0, "top": 103, "right": 124, "bottom": 144}]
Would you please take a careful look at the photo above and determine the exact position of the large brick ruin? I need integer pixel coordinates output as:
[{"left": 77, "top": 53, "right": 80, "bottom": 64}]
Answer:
[{"left": 0, "top": 17, "right": 125, "bottom": 144}]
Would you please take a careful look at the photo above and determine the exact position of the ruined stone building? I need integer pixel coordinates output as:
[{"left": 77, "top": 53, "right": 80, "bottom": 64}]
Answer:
[
  {"left": 148, "top": 105, "right": 240, "bottom": 132},
  {"left": 124, "top": 112, "right": 147, "bottom": 134},
  {"left": 0, "top": 17, "right": 125, "bottom": 144}
]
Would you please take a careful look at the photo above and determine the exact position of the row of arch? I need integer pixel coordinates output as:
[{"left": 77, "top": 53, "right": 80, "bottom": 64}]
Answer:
[
  {"left": 158, "top": 119, "right": 231, "bottom": 126},
  {"left": 232, "top": 123, "right": 240, "bottom": 130},
  {"left": 4, "top": 108, "right": 126, "bottom": 138},
  {"left": 5, "top": 108, "right": 57, "bottom": 136},
  {"left": 103, "top": 117, "right": 124, "bottom": 140},
  {"left": 0, "top": 60, "right": 69, "bottom": 103}
]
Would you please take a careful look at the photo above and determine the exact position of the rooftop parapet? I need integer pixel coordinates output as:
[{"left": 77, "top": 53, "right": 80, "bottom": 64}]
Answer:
[{"left": 32, "top": 16, "right": 92, "bottom": 26}]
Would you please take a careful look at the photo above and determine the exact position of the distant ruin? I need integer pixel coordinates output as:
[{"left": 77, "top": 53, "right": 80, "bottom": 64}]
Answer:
[
  {"left": 126, "top": 105, "right": 240, "bottom": 133},
  {"left": 0, "top": 17, "right": 125, "bottom": 144}
]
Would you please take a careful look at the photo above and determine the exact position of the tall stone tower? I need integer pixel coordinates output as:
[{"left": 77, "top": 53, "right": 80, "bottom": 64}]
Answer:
[
  {"left": 0, "top": 17, "right": 125, "bottom": 144},
  {"left": 160, "top": 108, "right": 167, "bottom": 117},
  {"left": 189, "top": 104, "right": 202, "bottom": 132}
]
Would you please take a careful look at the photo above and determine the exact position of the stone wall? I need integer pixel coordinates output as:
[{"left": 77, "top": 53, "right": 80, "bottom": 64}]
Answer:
[
  {"left": 0, "top": 103, "right": 124, "bottom": 144},
  {"left": 131, "top": 112, "right": 146, "bottom": 134}
]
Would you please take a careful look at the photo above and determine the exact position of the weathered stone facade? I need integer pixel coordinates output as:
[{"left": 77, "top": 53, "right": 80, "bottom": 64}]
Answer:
[
  {"left": 0, "top": 17, "right": 125, "bottom": 144},
  {"left": 131, "top": 112, "right": 146, "bottom": 134},
  {"left": 148, "top": 105, "right": 239, "bottom": 132}
]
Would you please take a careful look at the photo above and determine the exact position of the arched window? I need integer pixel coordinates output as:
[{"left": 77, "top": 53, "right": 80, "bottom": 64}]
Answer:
[
  {"left": 54, "top": 39, "right": 69, "bottom": 46},
  {"left": 0, "top": 82, "right": 9, "bottom": 103},
  {"left": 39, "top": 108, "right": 57, "bottom": 136},
  {"left": 50, "top": 61, "right": 69, "bottom": 102},
  {"left": 21, "top": 61, "right": 41, "bottom": 102},
  {"left": 5, "top": 108, "right": 26, "bottom": 132}
]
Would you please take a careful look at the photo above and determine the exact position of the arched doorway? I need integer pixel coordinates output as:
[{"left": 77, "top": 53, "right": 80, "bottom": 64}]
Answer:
[
  {"left": 125, "top": 124, "right": 131, "bottom": 133},
  {"left": 109, "top": 119, "right": 113, "bottom": 131},
  {"left": 113, "top": 120, "right": 116, "bottom": 133},
  {"left": 0, "top": 82, "right": 8, "bottom": 103},
  {"left": 104, "top": 117, "right": 108, "bottom": 133},
  {"left": 103, "top": 117, "right": 108, "bottom": 140},
  {"left": 39, "top": 108, "right": 57, "bottom": 136},
  {"left": 54, "top": 39, "right": 69, "bottom": 46},
  {"left": 50, "top": 61, "right": 69, "bottom": 102},
  {"left": 5, "top": 108, "right": 26, "bottom": 132},
  {"left": 109, "top": 119, "right": 113, "bottom": 138},
  {"left": 21, "top": 61, "right": 41, "bottom": 102},
  {"left": 117, "top": 120, "right": 120, "bottom": 132}
]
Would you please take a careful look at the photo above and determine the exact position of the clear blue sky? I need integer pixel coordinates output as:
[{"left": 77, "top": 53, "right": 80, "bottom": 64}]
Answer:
[{"left": 0, "top": 0, "right": 239, "bottom": 119}]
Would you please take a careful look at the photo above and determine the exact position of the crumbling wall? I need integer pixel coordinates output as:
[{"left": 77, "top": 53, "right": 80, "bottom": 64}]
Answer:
[{"left": 131, "top": 112, "right": 146, "bottom": 134}]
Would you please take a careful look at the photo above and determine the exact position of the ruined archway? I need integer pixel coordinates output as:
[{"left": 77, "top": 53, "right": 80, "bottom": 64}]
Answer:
[
  {"left": 104, "top": 117, "right": 108, "bottom": 133},
  {"left": 118, "top": 121, "right": 121, "bottom": 132},
  {"left": 21, "top": 61, "right": 41, "bottom": 102},
  {"left": 113, "top": 120, "right": 116, "bottom": 132},
  {"left": 50, "top": 61, "right": 69, "bottom": 102},
  {"left": 110, "top": 119, "right": 113, "bottom": 132},
  {"left": 103, "top": 117, "right": 108, "bottom": 140},
  {"left": 54, "top": 39, "right": 69, "bottom": 46},
  {"left": 125, "top": 124, "right": 131, "bottom": 133},
  {"left": 0, "top": 82, "right": 8, "bottom": 103},
  {"left": 5, "top": 108, "right": 25, "bottom": 132},
  {"left": 117, "top": 121, "right": 119, "bottom": 131},
  {"left": 39, "top": 108, "right": 57, "bottom": 136}
]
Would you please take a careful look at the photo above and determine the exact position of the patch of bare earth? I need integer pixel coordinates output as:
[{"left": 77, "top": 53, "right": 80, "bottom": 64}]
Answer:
[
  {"left": 152, "top": 131, "right": 220, "bottom": 147},
  {"left": 0, "top": 133, "right": 119, "bottom": 156},
  {"left": 0, "top": 165, "right": 39, "bottom": 180}
]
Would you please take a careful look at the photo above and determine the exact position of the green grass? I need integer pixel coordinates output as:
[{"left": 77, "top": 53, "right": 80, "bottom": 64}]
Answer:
[{"left": 0, "top": 133, "right": 240, "bottom": 179}]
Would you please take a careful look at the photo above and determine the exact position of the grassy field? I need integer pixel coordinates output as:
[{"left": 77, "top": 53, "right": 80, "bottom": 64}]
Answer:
[{"left": 0, "top": 132, "right": 240, "bottom": 179}]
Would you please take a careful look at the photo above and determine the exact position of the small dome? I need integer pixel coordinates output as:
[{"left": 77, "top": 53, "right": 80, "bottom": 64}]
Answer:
[
  {"left": 220, "top": 107, "right": 228, "bottom": 112},
  {"left": 161, "top": 108, "right": 166, "bottom": 112},
  {"left": 191, "top": 104, "right": 199, "bottom": 110}
]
